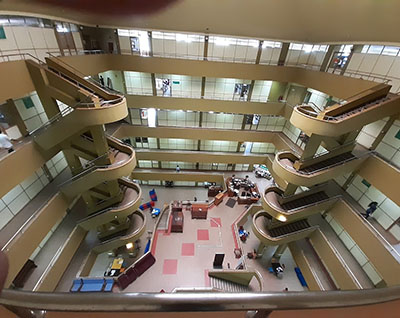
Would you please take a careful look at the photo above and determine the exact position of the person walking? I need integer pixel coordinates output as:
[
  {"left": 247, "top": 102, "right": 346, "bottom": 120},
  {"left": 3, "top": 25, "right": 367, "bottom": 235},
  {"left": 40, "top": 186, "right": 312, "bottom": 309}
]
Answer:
[
  {"left": 364, "top": 201, "right": 378, "bottom": 219},
  {"left": 176, "top": 165, "right": 180, "bottom": 172},
  {"left": 0, "top": 132, "right": 14, "bottom": 153}
]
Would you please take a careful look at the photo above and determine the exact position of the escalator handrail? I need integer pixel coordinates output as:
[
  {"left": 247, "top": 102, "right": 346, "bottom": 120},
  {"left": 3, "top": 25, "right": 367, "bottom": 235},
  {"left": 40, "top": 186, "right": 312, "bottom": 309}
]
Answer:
[
  {"left": 253, "top": 211, "right": 318, "bottom": 239},
  {"left": 265, "top": 192, "right": 342, "bottom": 213},
  {"left": 278, "top": 150, "right": 374, "bottom": 176}
]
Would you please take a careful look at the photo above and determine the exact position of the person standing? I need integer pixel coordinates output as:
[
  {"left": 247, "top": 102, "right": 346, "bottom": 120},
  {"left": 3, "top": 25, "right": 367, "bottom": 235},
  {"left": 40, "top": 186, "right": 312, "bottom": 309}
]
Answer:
[
  {"left": 176, "top": 165, "right": 180, "bottom": 172},
  {"left": 99, "top": 75, "right": 105, "bottom": 87},
  {"left": 0, "top": 132, "right": 14, "bottom": 153},
  {"left": 365, "top": 201, "right": 378, "bottom": 219}
]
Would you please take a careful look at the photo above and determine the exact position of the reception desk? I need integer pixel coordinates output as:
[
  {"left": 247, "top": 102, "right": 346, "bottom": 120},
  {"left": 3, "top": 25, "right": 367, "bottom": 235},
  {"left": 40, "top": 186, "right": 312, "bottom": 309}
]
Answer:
[{"left": 191, "top": 204, "right": 208, "bottom": 219}]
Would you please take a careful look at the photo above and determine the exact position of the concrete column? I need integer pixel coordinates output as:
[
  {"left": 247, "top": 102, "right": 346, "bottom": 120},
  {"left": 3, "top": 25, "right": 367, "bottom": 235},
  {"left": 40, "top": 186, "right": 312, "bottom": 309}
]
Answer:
[
  {"left": 273, "top": 244, "right": 287, "bottom": 259},
  {"left": 203, "top": 35, "right": 209, "bottom": 61},
  {"left": 300, "top": 134, "right": 323, "bottom": 160},
  {"left": 257, "top": 242, "right": 265, "bottom": 255},
  {"left": 320, "top": 45, "right": 335, "bottom": 72},
  {"left": 278, "top": 42, "right": 290, "bottom": 66},
  {"left": 148, "top": 31, "right": 153, "bottom": 57},
  {"left": 370, "top": 116, "right": 396, "bottom": 150},
  {"left": 284, "top": 183, "right": 297, "bottom": 196},
  {"left": 151, "top": 73, "right": 157, "bottom": 96},
  {"left": 255, "top": 40, "right": 263, "bottom": 64}
]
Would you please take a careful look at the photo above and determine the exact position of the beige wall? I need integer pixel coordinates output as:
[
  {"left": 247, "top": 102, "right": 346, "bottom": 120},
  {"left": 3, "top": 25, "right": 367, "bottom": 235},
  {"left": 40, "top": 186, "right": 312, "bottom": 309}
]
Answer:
[
  {"left": 57, "top": 55, "right": 378, "bottom": 99},
  {"left": 127, "top": 95, "right": 285, "bottom": 116},
  {"left": 115, "top": 124, "right": 278, "bottom": 144},
  {"left": 136, "top": 150, "right": 267, "bottom": 165},
  {"left": 0, "top": 141, "right": 54, "bottom": 198},
  {"left": 0, "top": 60, "right": 35, "bottom": 103}
]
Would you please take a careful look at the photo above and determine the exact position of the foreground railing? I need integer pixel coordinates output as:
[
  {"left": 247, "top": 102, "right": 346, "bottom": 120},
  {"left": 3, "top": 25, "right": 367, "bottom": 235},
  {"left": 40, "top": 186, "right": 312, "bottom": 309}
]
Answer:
[{"left": 1, "top": 286, "right": 400, "bottom": 317}]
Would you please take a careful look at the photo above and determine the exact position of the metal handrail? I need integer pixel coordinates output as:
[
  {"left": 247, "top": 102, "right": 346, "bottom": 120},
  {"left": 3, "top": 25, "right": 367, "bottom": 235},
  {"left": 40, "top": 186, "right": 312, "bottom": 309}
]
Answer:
[
  {"left": 28, "top": 106, "right": 75, "bottom": 136},
  {"left": 1, "top": 286, "right": 400, "bottom": 313}
]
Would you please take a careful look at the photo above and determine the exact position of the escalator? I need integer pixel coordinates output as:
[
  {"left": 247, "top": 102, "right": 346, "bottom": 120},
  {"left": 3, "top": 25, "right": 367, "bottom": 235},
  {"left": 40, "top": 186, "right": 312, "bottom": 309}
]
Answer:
[
  {"left": 26, "top": 57, "right": 127, "bottom": 151},
  {"left": 91, "top": 210, "right": 146, "bottom": 254},
  {"left": 59, "top": 135, "right": 136, "bottom": 198},
  {"left": 290, "top": 83, "right": 400, "bottom": 136},
  {"left": 252, "top": 211, "right": 318, "bottom": 245},
  {"left": 78, "top": 178, "right": 142, "bottom": 230},
  {"left": 272, "top": 150, "right": 370, "bottom": 187},
  {"left": 262, "top": 185, "right": 340, "bottom": 222}
]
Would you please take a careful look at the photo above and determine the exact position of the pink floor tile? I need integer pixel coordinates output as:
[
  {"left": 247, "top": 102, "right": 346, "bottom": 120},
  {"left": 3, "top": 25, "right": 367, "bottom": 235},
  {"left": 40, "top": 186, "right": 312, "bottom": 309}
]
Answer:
[
  {"left": 181, "top": 243, "right": 195, "bottom": 256},
  {"left": 197, "top": 229, "right": 209, "bottom": 241},
  {"left": 163, "top": 259, "right": 178, "bottom": 275},
  {"left": 210, "top": 217, "right": 222, "bottom": 228}
]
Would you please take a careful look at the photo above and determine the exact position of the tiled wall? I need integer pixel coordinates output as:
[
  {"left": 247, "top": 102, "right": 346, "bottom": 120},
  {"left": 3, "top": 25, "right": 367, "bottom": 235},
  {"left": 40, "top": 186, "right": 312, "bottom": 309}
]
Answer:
[
  {"left": 98, "top": 70, "right": 126, "bottom": 93},
  {"left": 46, "top": 151, "right": 69, "bottom": 179},
  {"left": 204, "top": 77, "right": 252, "bottom": 100},
  {"left": 0, "top": 151, "right": 67, "bottom": 231},
  {"left": 161, "top": 161, "right": 196, "bottom": 170},
  {"left": 14, "top": 92, "right": 48, "bottom": 132},
  {"left": 207, "top": 36, "right": 259, "bottom": 64},
  {"left": 250, "top": 142, "right": 276, "bottom": 153},
  {"left": 357, "top": 118, "right": 400, "bottom": 167},
  {"left": 250, "top": 80, "right": 273, "bottom": 102},
  {"left": 154, "top": 74, "right": 202, "bottom": 98},
  {"left": 259, "top": 41, "right": 282, "bottom": 65},
  {"left": 199, "top": 140, "right": 238, "bottom": 152},
  {"left": 346, "top": 45, "right": 400, "bottom": 93},
  {"left": 0, "top": 167, "right": 49, "bottom": 230},
  {"left": 201, "top": 112, "right": 243, "bottom": 129},
  {"left": 124, "top": 71, "right": 153, "bottom": 95},
  {"left": 118, "top": 29, "right": 151, "bottom": 56},
  {"left": 283, "top": 120, "right": 302, "bottom": 146},
  {"left": 159, "top": 138, "right": 197, "bottom": 151},
  {"left": 158, "top": 110, "right": 200, "bottom": 127},
  {"left": 0, "top": 22, "right": 59, "bottom": 61},
  {"left": 336, "top": 174, "right": 400, "bottom": 234},
  {"left": 324, "top": 212, "right": 383, "bottom": 286},
  {"left": 307, "top": 88, "right": 329, "bottom": 109},
  {"left": 252, "top": 115, "right": 286, "bottom": 131},
  {"left": 152, "top": 31, "right": 204, "bottom": 60},
  {"left": 285, "top": 44, "right": 328, "bottom": 70}
]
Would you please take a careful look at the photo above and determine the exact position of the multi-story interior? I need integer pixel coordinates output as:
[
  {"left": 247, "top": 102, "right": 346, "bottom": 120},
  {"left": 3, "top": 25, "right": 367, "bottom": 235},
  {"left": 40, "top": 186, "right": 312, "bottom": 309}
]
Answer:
[{"left": 0, "top": 0, "right": 399, "bottom": 317}]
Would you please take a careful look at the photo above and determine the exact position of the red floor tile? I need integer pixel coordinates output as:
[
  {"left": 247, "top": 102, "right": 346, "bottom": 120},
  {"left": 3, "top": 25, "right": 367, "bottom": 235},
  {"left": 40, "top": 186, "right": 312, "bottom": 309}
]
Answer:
[
  {"left": 163, "top": 259, "right": 178, "bottom": 275},
  {"left": 181, "top": 243, "right": 195, "bottom": 256},
  {"left": 197, "top": 229, "right": 209, "bottom": 241},
  {"left": 210, "top": 217, "right": 222, "bottom": 228}
]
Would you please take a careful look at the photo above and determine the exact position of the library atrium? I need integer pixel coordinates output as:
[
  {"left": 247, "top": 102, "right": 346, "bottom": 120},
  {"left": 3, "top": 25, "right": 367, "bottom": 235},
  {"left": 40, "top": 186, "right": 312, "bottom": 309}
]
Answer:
[{"left": 0, "top": 0, "right": 399, "bottom": 317}]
